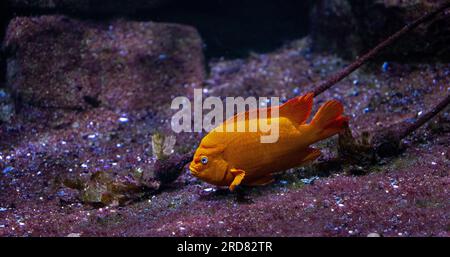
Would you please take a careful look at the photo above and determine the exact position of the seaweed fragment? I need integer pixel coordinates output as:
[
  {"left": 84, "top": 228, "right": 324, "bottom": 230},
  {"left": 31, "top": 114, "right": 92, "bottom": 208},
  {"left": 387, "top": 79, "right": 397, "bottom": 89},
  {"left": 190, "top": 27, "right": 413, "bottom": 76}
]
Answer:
[
  {"left": 152, "top": 133, "right": 176, "bottom": 160},
  {"left": 63, "top": 171, "right": 146, "bottom": 206}
]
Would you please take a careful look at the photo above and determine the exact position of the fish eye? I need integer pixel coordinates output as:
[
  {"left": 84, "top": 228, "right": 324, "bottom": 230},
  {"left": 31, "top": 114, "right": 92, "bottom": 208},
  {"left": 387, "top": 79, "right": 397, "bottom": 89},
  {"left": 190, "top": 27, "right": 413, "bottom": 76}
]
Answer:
[{"left": 200, "top": 156, "right": 208, "bottom": 165}]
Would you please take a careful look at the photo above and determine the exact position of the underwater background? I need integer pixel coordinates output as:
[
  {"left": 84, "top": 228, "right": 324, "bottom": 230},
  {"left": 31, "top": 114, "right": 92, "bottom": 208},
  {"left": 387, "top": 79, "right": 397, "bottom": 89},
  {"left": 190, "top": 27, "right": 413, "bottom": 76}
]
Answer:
[{"left": 0, "top": 0, "right": 449, "bottom": 236}]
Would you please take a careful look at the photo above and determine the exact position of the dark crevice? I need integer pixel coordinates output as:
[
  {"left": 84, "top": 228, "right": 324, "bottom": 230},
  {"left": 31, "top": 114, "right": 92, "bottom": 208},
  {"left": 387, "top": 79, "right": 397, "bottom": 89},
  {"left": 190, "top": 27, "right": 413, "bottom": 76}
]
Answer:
[
  {"left": 83, "top": 95, "right": 101, "bottom": 108},
  {"left": 142, "top": 0, "right": 312, "bottom": 60}
]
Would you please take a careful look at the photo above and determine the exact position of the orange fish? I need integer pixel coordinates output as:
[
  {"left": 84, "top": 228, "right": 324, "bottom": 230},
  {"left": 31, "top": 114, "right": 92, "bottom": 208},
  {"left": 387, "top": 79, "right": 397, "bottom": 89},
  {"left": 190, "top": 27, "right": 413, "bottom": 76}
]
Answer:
[{"left": 189, "top": 92, "right": 348, "bottom": 191}]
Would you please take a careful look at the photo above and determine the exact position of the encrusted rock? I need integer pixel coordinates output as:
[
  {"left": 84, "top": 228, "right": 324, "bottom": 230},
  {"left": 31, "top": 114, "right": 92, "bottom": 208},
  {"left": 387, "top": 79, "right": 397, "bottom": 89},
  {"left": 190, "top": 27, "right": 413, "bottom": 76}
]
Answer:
[{"left": 3, "top": 15, "right": 205, "bottom": 114}]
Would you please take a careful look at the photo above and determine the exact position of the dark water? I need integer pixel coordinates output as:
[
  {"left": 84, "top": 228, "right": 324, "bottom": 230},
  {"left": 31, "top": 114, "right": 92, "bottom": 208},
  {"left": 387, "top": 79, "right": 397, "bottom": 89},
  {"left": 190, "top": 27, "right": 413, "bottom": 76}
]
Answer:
[{"left": 145, "top": 0, "right": 311, "bottom": 60}]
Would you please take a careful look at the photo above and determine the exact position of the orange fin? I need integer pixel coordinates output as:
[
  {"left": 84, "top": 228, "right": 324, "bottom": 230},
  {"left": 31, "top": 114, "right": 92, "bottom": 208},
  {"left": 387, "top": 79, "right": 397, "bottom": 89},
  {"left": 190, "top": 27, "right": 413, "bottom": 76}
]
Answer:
[
  {"left": 309, "top": 99, "right": 349, "bottom": 141},
  {"left": 223, "top": 106, "right": 276, "bottom": 127},
  {"left": 245, "top": 175, "right": 274, "bottom": 186},
  {"left": 229, "top": 168, "right": 246, "bottom": 191},
  {"left": 279, "top": 92, "right": 314, "bottom": 124},
  {"left": 223, "top": 92, "right": 313, "bottom": 126}
]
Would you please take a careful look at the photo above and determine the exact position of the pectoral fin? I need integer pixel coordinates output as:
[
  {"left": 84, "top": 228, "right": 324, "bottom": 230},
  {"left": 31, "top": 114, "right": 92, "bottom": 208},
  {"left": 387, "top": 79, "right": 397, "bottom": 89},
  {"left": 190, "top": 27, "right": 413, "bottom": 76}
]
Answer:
[{"left": 229, "top": 168, "right": 246, "bottom": 191}]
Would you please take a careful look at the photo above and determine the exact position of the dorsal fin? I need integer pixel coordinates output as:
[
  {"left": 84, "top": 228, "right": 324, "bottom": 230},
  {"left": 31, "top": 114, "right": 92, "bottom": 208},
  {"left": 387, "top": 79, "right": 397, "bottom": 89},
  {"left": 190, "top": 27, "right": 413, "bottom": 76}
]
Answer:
[
  {"left": 223, "top": 106, "right": 276, "bottom": 125},
  {"left": 279, "top": 92, "right": 314, "bottom": 124},
  {"left": 222, "top": 92, "right": 314, "bottom": 126}
]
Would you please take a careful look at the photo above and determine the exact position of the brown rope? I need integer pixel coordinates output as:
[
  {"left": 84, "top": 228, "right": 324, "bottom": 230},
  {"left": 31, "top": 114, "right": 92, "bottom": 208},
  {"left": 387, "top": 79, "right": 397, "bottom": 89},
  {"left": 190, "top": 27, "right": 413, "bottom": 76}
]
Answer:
[{"left": 400, "top": 94, "right": 450, "bottom": 140}]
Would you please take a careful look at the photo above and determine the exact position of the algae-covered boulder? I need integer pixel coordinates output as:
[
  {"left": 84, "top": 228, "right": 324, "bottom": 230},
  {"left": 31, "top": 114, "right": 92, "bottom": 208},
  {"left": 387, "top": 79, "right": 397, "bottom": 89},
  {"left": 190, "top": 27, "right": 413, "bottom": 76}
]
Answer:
[
  {"left": 310, "top": 0, "right": 450, "bottom": 61},
  {"left": 3, "top": 15, "right": 205, "bottom": 113}
]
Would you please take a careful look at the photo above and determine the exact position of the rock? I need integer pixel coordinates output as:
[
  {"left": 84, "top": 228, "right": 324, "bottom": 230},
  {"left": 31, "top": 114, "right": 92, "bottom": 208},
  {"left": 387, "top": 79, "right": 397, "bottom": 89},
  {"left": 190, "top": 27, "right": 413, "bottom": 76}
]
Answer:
[
  {"left": 153, "top": 153, "right": 192, "bottom": 185},
  {"left": 310, "top": 0, "right": 450, "bottom": 61},
  {"left": 56, "top": 187, "right": 79, "bottom": 204},
  {"left": 3, "top": 15, "right": 205, "bottom": 114},
  {"left": 7, "top": 0, "right": 172, "bottom": 15}
]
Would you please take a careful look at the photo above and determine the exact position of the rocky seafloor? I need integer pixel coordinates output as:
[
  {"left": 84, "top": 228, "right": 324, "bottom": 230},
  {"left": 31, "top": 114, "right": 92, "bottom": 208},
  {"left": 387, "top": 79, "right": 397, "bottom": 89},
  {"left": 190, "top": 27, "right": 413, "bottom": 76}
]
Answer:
[{"left": 0, "top": 0, "right": 449, "bottom": 237}]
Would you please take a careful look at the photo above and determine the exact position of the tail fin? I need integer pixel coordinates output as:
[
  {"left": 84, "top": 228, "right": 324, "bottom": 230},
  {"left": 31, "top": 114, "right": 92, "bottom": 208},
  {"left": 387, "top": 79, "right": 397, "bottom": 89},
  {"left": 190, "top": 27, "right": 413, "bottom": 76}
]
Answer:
[{"left": 309, "top": 100, "right": 349, "bottom": 142}]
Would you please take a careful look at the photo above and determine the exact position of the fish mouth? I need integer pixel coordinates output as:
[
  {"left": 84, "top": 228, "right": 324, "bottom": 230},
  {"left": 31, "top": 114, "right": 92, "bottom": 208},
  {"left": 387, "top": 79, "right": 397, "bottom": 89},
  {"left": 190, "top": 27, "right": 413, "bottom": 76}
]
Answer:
[{"left": 189, "top": 163, "right": 199, "bottom": 176}]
